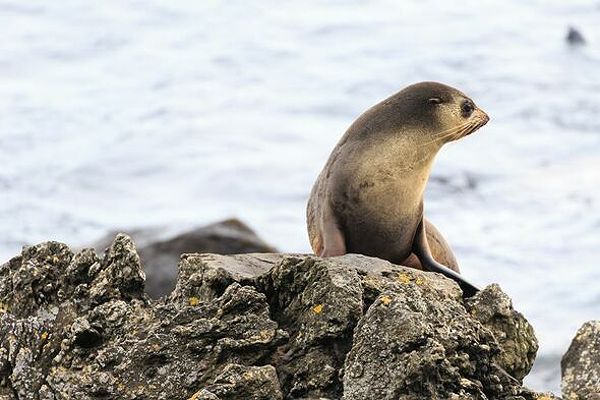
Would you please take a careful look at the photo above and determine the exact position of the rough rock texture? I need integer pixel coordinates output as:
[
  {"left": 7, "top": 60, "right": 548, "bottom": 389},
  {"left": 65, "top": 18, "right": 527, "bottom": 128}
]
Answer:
[
  {"left": 466, "top": 284, "right": 538, "bottom": 381},
  {"left": 90, "top": 218, "right": 276, "bottom": 298},
  {"left": 0, "top": 236, "right": 559, "bottom": 399},
  {"left": 561, "top": 321, "right": 600, "bottom": 399}
]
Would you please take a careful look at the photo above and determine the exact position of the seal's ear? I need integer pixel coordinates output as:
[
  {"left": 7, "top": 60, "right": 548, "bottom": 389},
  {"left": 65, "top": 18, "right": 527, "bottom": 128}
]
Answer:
[{"left": 428, "top": 97, "right": 442, "bottom": 105}]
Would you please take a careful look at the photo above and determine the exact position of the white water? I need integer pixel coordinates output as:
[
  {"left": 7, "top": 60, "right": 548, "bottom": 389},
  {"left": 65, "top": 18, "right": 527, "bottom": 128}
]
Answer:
[{"left": 2, "top": 0, "right": 600, "bottom": 393}]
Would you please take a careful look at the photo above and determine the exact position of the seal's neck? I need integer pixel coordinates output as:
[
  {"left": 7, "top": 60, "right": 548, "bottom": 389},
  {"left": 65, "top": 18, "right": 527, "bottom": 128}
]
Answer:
[
  {"left": 374, "top": 135, "right": 440, "bottom": 174},
  {"left": 357, "top": 136, "right": 441, "bottom": 204}
]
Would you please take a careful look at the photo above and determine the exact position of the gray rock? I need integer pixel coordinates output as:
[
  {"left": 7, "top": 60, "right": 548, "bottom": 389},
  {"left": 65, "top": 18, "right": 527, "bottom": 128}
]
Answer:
[
  {"left": 0, "top": 236, "right": 559, "bottom": 399},
  {"left": 343, "top": 267, "right": 547, "bottom": 400},
  {"left": 266, "top": 255, "right": 364, "bottom": 398},
  {"left": 466, "top": 283, "right": 538, "bottom": 381},
  {"left": 90, "top": 218, "right": 276, "bottom": 298},
  {"left": 561, "top": 320, "right": 600, "bottom": 399},
  {"left": 202, "top": 364, "right": 283, "bottom": 400}
]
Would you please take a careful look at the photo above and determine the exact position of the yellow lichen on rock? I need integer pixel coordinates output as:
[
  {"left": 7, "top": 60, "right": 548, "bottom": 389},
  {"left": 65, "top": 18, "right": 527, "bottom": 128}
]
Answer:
[
  {"left": 397, "top": 273, "right": 425, "bottom": 286},
  {"left": 259, "top": 330, "right": 272, "bottom": 340},
  {"left": 188, "top": 390, "right": 203, "bottom": 400},
  {"left": 380, "top": 295, "right": 392, "bottom": 305},
  {"left": 312, "top": 304, "right": 324, "bottom": 314},
  {"left": 250, "top": 330, "right": 273, "bottom": 342},
  {"left": 188, "top": 297, "right": 199, "bottom": 306}
]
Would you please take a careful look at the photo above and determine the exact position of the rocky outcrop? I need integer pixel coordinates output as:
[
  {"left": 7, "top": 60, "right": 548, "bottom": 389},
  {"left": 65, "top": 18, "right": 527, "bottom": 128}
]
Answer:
[
  {"left": 90, "top": 219, "right": 276, "bottom": 298},
  {"left": 561, "top": 321, "right": 600, "bottom": 399},
  {"left": 0, "top": 235, "right": 559, "bottom": 399},
  {"left": 465, "top": 284, "right": 538, "bottom": 381}
]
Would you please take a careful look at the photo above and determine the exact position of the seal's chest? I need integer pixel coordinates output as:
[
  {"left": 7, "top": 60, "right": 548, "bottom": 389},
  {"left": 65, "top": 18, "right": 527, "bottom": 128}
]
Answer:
[
  {"left": 344, "top": 213, "right": 419, "bottom": 263},
  {"left": 346, "top": 175, "right": 423, "bottom": 216}
]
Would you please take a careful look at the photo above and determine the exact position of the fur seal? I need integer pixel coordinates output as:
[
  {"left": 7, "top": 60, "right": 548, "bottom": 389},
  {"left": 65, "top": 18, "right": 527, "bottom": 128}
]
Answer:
[{"left": 307, "top": 81, "right": 489, "bottom": 297}]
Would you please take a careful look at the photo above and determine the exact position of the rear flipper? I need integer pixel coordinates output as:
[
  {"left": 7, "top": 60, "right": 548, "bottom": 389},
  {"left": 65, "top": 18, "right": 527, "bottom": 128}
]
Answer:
[
  {"left": 401, "top": 219, "right": 460, "bottom": 273},
  {"left": 412, "top": 218, "right": 480, "bottom": 297},
  {"left": 424, "top": 219, "right": 460, "bottom": 272}
]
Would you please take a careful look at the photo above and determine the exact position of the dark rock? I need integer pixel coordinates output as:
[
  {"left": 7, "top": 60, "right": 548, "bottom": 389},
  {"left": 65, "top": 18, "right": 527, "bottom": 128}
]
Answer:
[
  {"left": 566, "top": 27, "right": 586, "bottom": 46},
  {"left": 201, "top": 364, "right": 283, "bottom": 400},
  {"left": 266, "top": 255, "right": 364, "bottom": 399},
  {"left": 90, "top": 218, "right": 276, "bottom": 298},
  {"left": 343, "top": 265, "right": 548, "bottom": 400},
  {"left": 561, "top": 320, "right": 600, "bottom": 399},
  {"left": 466, "top": 284, "right": 538, "bottom": 381},
  {"left": 0, "top": 237, "right": 559, "bottom": 399}
]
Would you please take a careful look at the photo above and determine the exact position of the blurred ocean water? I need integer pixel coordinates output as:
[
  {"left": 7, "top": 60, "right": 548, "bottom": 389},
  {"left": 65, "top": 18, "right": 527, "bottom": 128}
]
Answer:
[{"left": 1, "top": 0, "right": 600, "bottom": 392}]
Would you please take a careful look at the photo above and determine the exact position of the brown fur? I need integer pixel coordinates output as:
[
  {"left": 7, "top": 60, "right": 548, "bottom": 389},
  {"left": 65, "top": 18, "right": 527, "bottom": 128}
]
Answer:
[{"left": 307, "top": 82, "right": 488, "bottom": 276}]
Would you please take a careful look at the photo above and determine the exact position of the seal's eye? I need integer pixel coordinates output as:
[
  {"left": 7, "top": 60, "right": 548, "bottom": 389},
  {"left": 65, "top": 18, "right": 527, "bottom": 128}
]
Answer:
[
  {"left": 428, "top": 97, "right": 442, "bottom": 105},
  {"left": 461, "top": 100, "right": 475, "bottom": 117}
]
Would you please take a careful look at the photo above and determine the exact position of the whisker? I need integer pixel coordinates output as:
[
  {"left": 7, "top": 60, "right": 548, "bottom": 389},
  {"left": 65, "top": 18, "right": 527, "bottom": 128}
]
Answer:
[
  {"left": 431, "top": 122, "right": 471, "bottom": 138},
  {"left": 421, "top": 122, "right": 470, "bottom": 146},
  {"left": 445, "top": 120, "right": 479, "bottom": 143},
  {"left": 421, "top": 129, "right": 460, "bottom": 146},
  {"left": 451, "top": 123, "right": 474, "bottom": 141},
  {"left": 404, "top": 121, "right": 479, "bottom": 168}
]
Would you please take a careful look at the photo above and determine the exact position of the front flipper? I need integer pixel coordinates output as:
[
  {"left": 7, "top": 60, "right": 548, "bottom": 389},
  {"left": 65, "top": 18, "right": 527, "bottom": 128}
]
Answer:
[
  {"left": 318, "top": 201, "right": 347, "bottom": 257},
  {"left": 412, "top": 218, "right": 479, "bottom": 297}
]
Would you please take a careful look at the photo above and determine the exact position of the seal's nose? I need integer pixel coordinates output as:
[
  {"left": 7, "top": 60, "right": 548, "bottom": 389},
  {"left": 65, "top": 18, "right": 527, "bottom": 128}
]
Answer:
[{"left": 474, "top": 108, "right": 490, "bottom": 125}]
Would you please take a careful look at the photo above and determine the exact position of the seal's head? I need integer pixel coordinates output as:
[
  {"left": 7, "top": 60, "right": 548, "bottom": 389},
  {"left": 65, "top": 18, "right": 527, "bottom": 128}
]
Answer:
[{"left": 382, "top": 81, "right": 489, "bottom": 146}]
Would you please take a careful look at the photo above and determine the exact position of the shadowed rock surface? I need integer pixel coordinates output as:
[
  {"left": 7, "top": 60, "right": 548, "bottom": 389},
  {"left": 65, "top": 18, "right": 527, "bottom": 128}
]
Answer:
[
  {"left": 465, "top": 284, "right": 538, "bottom": 381},
  {"left": 0, "top": 235, "right": 560, "bottom": 399},
  {"left": 561, "top": 320, "right": 600, "bottom": 399},
  {"left": 90, "top": 218, "right": 276, "bottom": 299}
]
